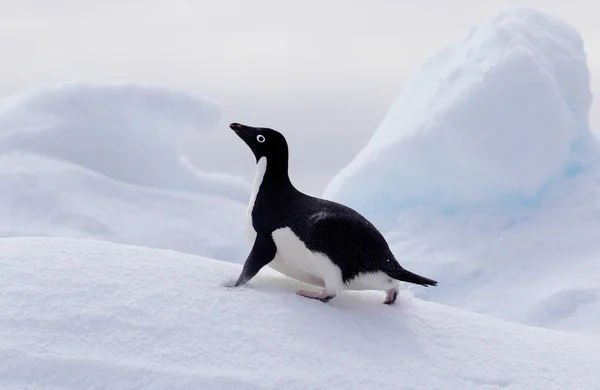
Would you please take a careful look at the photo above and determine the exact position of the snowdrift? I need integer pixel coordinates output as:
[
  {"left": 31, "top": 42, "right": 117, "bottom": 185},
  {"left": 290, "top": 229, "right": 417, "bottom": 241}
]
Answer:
[
  {"left": 1, "top": 237, "right": 599, "bottom": 390},
  {"left": 0, "top": 84, "right": 249, "bottom": 262},
  {"left": 0, "top": 153, "right": 246, "bottom": 261},
  {"left": 323, "top": 8, "right": 600, "bottom": 334}
]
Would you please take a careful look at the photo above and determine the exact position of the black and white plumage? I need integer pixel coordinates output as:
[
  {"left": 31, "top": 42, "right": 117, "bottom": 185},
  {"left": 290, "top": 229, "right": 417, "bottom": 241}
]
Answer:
[{"left": 228, "top": 122, "right": 437, "bottom": 304}]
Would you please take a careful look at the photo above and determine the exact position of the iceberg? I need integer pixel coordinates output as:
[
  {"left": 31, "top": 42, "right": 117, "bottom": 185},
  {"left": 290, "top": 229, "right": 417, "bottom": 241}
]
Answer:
[{"left": 324, "top": 8, "right": 598, "bottom": 225}]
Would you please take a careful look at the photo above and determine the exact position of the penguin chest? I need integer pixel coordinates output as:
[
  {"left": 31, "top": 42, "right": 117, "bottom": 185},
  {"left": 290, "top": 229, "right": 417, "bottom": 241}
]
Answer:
[
  {"left": 269, "top": 227, "right": 340, "bottom": 287},
  {"left": 245, "top": 156, "right": 267, "bottom": 245}
]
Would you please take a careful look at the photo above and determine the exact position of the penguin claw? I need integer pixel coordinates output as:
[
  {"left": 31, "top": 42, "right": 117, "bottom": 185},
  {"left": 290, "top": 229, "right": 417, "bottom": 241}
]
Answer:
[
  {"left": 383, "top": 289, "right": 399, "bottom": 305},
  {"left": 296, "top": 289, "right": 336, "bottom": 303}
]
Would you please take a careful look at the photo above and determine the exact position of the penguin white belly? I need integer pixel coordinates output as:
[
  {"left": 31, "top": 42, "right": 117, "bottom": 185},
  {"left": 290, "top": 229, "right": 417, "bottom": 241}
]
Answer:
[
  {"left": 268, "top": 253, "right": 325, "bottom": 287},
  {"left": 270, "top": 227, "right": 340, "bottom": 288},
  {"left": 270, "top": 227, "right": 399, "bottom": 292},
  {"left": 345, "top": 271, "right": 399, "bottom": 291}
]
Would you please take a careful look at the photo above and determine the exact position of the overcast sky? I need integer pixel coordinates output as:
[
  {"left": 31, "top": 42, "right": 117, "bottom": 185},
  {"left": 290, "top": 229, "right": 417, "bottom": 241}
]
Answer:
[{"left": 1, "top": 0, "right": 598, "bottom": 194}]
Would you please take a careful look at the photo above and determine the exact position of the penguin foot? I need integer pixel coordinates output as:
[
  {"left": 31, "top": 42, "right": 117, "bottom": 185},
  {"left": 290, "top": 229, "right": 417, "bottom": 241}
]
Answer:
[
  {"left": 383, "top": 288, "right": 399, "bottom": 305},
  {"left": 296, "top": 289, "right": 336, "bottom": 303}
]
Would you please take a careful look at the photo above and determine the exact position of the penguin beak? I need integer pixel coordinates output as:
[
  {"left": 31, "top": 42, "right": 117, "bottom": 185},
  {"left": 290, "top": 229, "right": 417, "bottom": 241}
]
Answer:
[
  {"left": 229, "top": 122, "right": 256, "bottom": 141},
  {"left": 229, "top": 123, "right": 244, "bottom": 132},
  {"left": 229, "top": 122, "right": 257, "bottom": 149},
  {"left": 229, "top": 122, "right": 255, "bottom": 135}
]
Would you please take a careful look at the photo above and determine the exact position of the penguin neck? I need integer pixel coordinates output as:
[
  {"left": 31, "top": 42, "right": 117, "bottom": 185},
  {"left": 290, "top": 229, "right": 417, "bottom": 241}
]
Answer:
[{"left": 254, "top": 155, "right": 295, "bottom": 195}]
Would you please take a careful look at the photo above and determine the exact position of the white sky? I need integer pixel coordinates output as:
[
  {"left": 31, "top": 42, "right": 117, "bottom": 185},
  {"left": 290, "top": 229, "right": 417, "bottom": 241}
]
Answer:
[{"left": 1, "top": 0, "right": 598, "bottom": 194}]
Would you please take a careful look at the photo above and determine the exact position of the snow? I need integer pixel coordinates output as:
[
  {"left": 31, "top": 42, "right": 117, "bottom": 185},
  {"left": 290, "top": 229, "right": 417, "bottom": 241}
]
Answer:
[
  {"left": 0, "top": 83, "right": 249, "bottom": 201},
  {"left": 323, "top": 8, "right": 600, "bottom": 335},
  {"left": 1, "top": 8, "right": 600, "bottom": 388},
  {"left": 0, "top": 84, "right": 249, "bottom": 262},
  {"left": 384, "top": 195, "right": 600, "bottom": 335},
  {"left": 323, "top": 8, "right": 597, "bottom": 219},
  {"left": 1, "top": 236, "right": 599, "bottom": 390},
  {"left": 0, "top": 153, "right": 246, "bottom": 262}
]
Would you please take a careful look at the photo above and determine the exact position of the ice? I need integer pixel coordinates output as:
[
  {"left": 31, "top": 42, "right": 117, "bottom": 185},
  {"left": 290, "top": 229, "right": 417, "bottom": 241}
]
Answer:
[
  {"left": 323, "top": 8, "right": 598, "bottom": 221},
  {"left": 0, "top": 236, "right": 599, "bottom": 390},
  {"left": 0, "top": 84, "right": 249, "bottom": 262},
  {"left": 323, "top": 8, "right": 600, "bottom": 334}
]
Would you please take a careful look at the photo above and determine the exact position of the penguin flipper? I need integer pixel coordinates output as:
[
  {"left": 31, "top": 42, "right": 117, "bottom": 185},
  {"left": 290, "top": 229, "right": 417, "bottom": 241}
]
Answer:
[{"left": 230, "top": 233, "right": 277, "bottom": 288}]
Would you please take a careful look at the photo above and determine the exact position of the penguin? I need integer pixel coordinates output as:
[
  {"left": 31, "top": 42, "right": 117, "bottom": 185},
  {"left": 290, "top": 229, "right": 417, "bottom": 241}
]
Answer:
[{"left": 227, "top": 122, "right": 437, "bottom": 304}]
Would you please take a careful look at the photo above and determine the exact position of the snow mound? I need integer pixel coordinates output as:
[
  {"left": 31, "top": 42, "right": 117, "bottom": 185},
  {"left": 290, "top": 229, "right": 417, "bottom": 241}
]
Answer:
[
  {"left": 324, "top": 8, "right": 598, "bottom": 222},
  {"left": 1, "top": 237, "right": 599, "bottom": 390},
  {"left": 384, "top": 192, "right": 600, "bottom": 335},
  {"left": 0, "top": 83, "right": 249, "bottom": 201},
  {"left": 0, "top": 153, "right": 247, "bottom": 262},
  {"left": 0, "top": 84, "right": 250, "bottom": 262}
]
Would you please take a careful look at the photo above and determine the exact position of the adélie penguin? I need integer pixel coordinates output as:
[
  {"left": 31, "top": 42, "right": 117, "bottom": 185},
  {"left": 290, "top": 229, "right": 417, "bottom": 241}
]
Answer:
[{"left": 227, "top": 122, "right": 437, "bottom": 304}]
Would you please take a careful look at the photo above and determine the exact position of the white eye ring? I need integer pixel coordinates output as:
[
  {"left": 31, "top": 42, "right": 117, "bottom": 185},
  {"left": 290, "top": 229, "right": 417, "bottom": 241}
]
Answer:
[{"left": 256, "top": 134, "right": 265, "bottom": 143}]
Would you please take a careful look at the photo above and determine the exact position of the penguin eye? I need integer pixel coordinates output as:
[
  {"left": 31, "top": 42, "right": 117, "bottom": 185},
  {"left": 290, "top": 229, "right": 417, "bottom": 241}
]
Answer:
[{"left": 256, "top": 134, "right": 266, "bottom": 143}]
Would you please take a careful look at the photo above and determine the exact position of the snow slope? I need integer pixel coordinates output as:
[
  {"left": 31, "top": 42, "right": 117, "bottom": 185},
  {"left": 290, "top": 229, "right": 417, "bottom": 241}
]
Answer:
[
  {"left": 1, "top": 237, "right": 599, "bottom": 390},
  {"left": 0, "top": 84, "right": 249, "bottom": 262},
  {"left": 0, "top": 153, "right": 246, "bottom": 261},
  {"left": 323, "top": 8, "right": 600, "bottom": 334}
]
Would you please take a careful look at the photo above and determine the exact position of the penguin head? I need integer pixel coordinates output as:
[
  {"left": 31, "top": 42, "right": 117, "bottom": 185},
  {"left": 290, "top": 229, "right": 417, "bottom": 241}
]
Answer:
[{"left": 229, "top": 122, "right": 289, "bottom": 164}]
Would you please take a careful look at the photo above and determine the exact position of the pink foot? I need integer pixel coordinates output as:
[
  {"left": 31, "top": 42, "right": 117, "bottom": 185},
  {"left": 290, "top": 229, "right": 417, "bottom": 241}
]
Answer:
[
  {"left": 297, "top": 289, "right": 336, "bottom": 303},
  {"left": 384, "top": 288, "right": 399, "bottom": 305}
]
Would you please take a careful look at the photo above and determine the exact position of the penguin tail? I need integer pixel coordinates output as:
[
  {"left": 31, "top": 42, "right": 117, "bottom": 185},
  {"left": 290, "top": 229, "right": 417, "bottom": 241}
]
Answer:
[{"left": 389, "top": 268, "right": 438, "bottom": 287}]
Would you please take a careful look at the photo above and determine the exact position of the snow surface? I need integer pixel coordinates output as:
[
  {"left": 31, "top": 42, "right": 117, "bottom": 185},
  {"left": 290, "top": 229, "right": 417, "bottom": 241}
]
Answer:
[
  {"left": 1, "top": 236, "right": 599, "bottom": 390},
  {"left": 0, "top": 84, "right": 250, "bottom": 262},
  {"left": 323, "top": 8, "right": 600, "bottom": 334}
]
